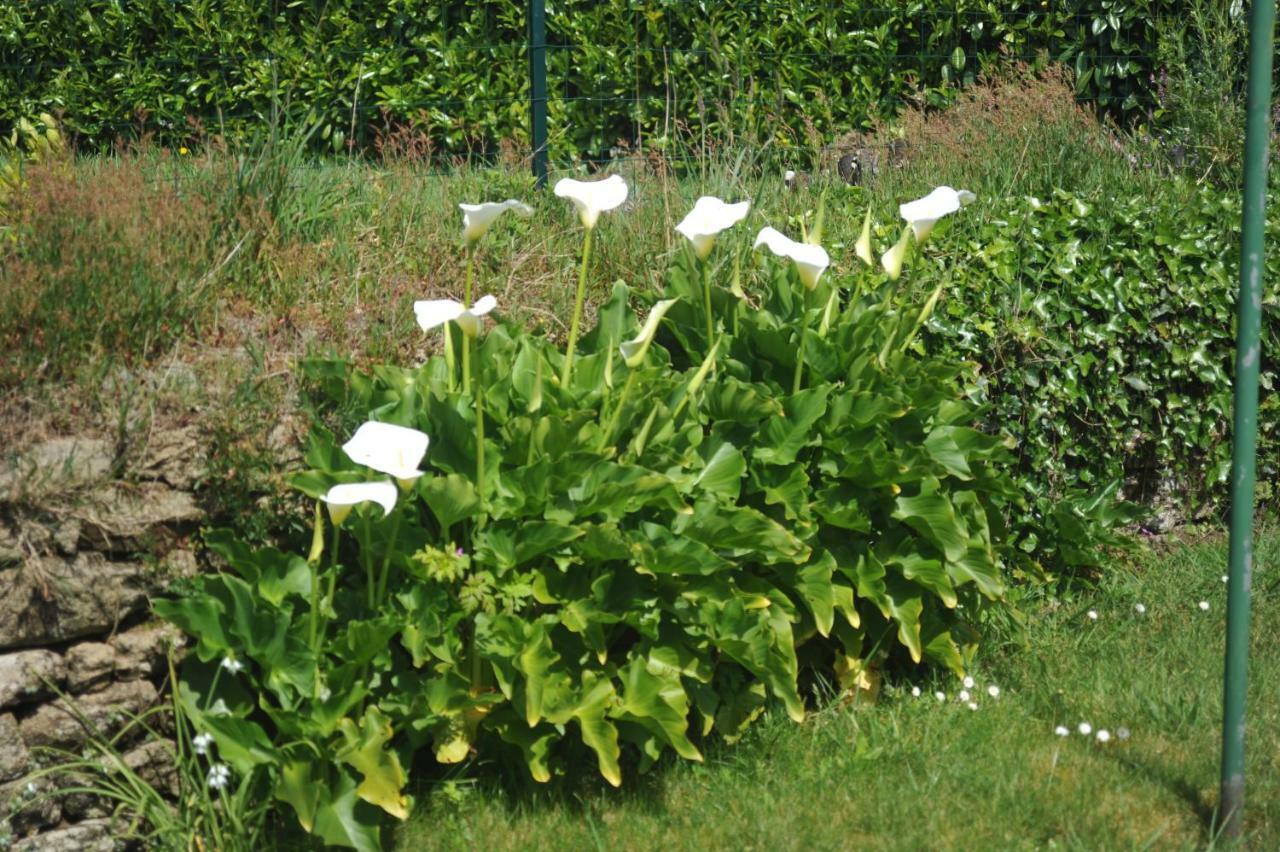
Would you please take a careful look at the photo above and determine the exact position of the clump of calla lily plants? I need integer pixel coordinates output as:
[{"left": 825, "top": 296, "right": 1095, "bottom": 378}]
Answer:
[{"left": 156, "top": 177, "right": 1017, "bottom": 850}]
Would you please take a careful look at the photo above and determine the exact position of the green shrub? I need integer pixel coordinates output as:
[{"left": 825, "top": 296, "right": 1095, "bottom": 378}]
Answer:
[
  {"left": 155, "top": 192, "right": 1030, "bottom": 848},
  {"left": 923, "top": 185, "right": 1280, "bottom": 526}
]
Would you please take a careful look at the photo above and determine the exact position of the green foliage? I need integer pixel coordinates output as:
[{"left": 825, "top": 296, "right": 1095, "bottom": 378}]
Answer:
[
  {"left": 1, "top": 1, "right": 1171, "bottom": 157},
  {"left": 155, "top": 206, "right": 1032, "bottom": 847},
  {"left": 924, "top": 186, "right": 1279, "bottom": 531}
]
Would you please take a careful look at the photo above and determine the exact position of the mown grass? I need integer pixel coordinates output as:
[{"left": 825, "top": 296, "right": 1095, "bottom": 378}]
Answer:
[{"left": 393, "top": 529, "right": 1278, "bottom": 851}]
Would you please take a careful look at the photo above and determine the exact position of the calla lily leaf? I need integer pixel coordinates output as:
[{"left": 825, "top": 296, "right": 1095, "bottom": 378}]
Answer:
[
  {"left": 753, "top": 226, "right": 830, "bottom": 289},
  {"left": 675, "top": 196, "right": 751, "bottom": 259},
  {"left": 460, "top": 199, "right": 533, "bottom": 245},
  {"left": 553, "top": 175, "right": 628, "bottom": 229}
]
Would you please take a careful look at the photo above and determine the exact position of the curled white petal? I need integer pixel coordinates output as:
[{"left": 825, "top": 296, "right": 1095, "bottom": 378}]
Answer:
[
  {"left": 880, "top": 226, "right": 911, "bottom": 280},
  {"left": 752, "top": 226, "right": 830, "bottom": 289},
  {"left": 414, "top": 299, "right": 466, "bottom": 332},
  {"left": 342, "top": 421, "right": 429, "bottom": 483},
  {"left": 460, "top": 199, "right": 533, "bottom": 244},
  {"left": 620, "top": 298, "right": 679, "bottom": 368},
  {"left": 414, "top": 297, "right": 496, "bottom": 338},
  {"left": 322, "top": 481, "right": 398, "bottom": 525},
  {"left": 676, "top": 196, "right": 751, "bottom": 259},
  {"left": 900, "top": 186, "right": 974, "bottom": 242},
  {"left": 554, "top": 175, "right": 628, "bottom": 229}
]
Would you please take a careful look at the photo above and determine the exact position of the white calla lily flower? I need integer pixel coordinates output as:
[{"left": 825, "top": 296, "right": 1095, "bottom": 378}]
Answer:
[
  {"left": 676, "top": 196, "right": 751, "bottom": 259},
  {"left": 414, "top": 294, "right": 497, "bottom": 338},
  {"left": 752, "top": 226, "right": 830, "bottom": 289},
  {"left": 899, "top": 186, "right": 976, "bottom": 242},
  {"left": 342, "top": 421, "right": 430, "bottom": 488},
  {"left": 855, "top": 209, "right": 874, "bottom": 267},
  {"left": 553, "top": 175, "right": 628, "bottom": 229},
  {"left": 620, "top": 299, "right": 679, "bottom": 368},
  {"left": 880, "top": 226, "right": 912, "bottom": 280},
  {"left": 460, "top": 199, "right": 533, "bottom": 245},
  {"left": 321, "top": 481, "right": 398, "bottom": 526}
]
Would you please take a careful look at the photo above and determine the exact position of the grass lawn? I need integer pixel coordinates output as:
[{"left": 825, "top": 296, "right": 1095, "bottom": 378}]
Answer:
[{"left": 394, "top": 529, "right": 1279, "bottom": 851}]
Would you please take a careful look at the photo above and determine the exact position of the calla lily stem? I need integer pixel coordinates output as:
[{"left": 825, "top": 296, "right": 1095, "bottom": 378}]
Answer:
[
  {"left": 443, "top": 324, "right": 456, "bottom": 393},
  {"left": 701, "top": 256, "right": 714, "bottom": 347},
  {"left": 474, "top": 337, "right": 486, "bottom": 499},
  {"left": 601, "top": 367, "right": 639, "bottom": 451},
  {"left": 307, "top": 502, "right": 324, "bottom": 651},
  {"left": 462, "top": 249, "right": 475, "bottom": 390},
  {"left": 375, "top": 507, "right": 403, "bottom": 608},
  {"left": 561, "top": 225, "right": 594, "bottom": 387},
  {"left": 362, "top": 513, "right": 376, "bottom": 610},
  {"left": 793, "top": 285, "right": 811, "bottom": 394}
]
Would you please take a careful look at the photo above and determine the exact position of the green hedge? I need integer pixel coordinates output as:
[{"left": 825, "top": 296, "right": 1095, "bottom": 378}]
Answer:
[
  {"left": 914, "top": 184, "right": 1280, "bottom": 525},
  {"left": 2, "top": 1, "right": 1171, "bottom": 156}
]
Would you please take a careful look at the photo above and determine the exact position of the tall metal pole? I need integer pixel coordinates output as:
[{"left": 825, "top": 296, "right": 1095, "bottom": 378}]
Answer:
[
  {"left": 1221, "top": 0, "right": 1275, "bottom": 841},
  {"left": 529, "top": 0, "right": 548, "bottom": 188}
]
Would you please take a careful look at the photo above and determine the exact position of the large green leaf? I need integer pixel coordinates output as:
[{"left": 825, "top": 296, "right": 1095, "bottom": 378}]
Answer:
[{"left": 892, "top": 477, "right": 970, "bottom": 562}]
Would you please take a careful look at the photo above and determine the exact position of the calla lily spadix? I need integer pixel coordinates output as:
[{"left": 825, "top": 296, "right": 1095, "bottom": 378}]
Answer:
[
  {"left": 620, "top": 298, "right": 679, "bottom": 368},
  {"left": 414, "top": 294, "right": 497, "bottom": 338},
  {"left": 753, "top": 226, "right": 830, "bottom": 289},
  {"left": 899, "top": 186, "right": 976, "bottom": 242},
  {"left": 676, "top": 197, "right": 751, "bottom": 259},
  {"left": 460, "top": 199, "right": 533, "bottom": 245},
  {"left": 342, "top": 421, "right": 429, "bottom": 488},
  {"left": 322, "top": 481, "right": 398, "bottom": 526},
  {"left": 554, "top": 175, "right": 628, "bottom": 229}
]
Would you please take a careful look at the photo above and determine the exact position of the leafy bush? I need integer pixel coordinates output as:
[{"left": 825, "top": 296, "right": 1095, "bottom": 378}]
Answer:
[
  {"left": 155, "top": 189, "right": 1027, "bottom": 848},
  {"left": 1, "top": 1, "right": 1169, "bottom": 157},
  {"left": 923, "top": 185, "right": 1280, "bottom": 526}
]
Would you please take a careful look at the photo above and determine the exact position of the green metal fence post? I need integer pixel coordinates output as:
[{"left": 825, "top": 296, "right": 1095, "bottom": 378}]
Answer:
[
  {"left": 1221, "top": 0, "right": 1275, "bottom": 841},
  {"left": 529, "top": 0, "right": 549, "bottom": 188}
]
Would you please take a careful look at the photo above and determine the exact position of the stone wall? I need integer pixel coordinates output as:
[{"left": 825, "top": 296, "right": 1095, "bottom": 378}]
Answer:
[{"left": 0, "top": 430, "right": 203, "bottom": 850}]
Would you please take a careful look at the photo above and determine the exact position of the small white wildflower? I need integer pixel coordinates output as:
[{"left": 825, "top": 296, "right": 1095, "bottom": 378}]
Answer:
[
  {"left": 1086, "top": 610, "right": 1098, "bottom": 621},
  {"left": 962, "top": 675, "right": 975, "bottom": 689},
  {"left": 1117, "top": 727, "right": 1131, "bottom": 740},
  {"left": 1078, "top": 722, "right": 1093, "bottom": 736},
  {"left": 987, "top": 685, "right": 1001, "bottom": 698},
  {"left": 966, "top": 701, "right": 979, "bottom": 711},
  {"left": 1134, "top": 603, "right": 1146, "bottom": 614},
  {"left": 23, "top": 781, "right": 37, "bottom": 796},
  {"left": 1222, "top": 575, "right": 1229, "bottom": 584},
  {"left": 207, "top": 763, "right": 231, "bottom": 790},
  {"left": 1096, "top": 729, "right": 1112, "bottom": 743},
  {"left": 193, "top": 732, "right": 214, "bottom": 756},
  {"left": 1198, "top": 600, "right": 1210, "bottom": 611},
  {"left": 910, "top": 686, "right": 921, "bottom": 698},
  {"left": 935, "top": 691, "right": 947, "bottom": 702},
  {"left": 221, "top": 656, "right": 244, "bottom": 674},
  {"left": 1054, "top": 725, "right": 1070, "bottom": 737},
  {"left": 958, "top": 689, "right": 971, "bottom": 702}
]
